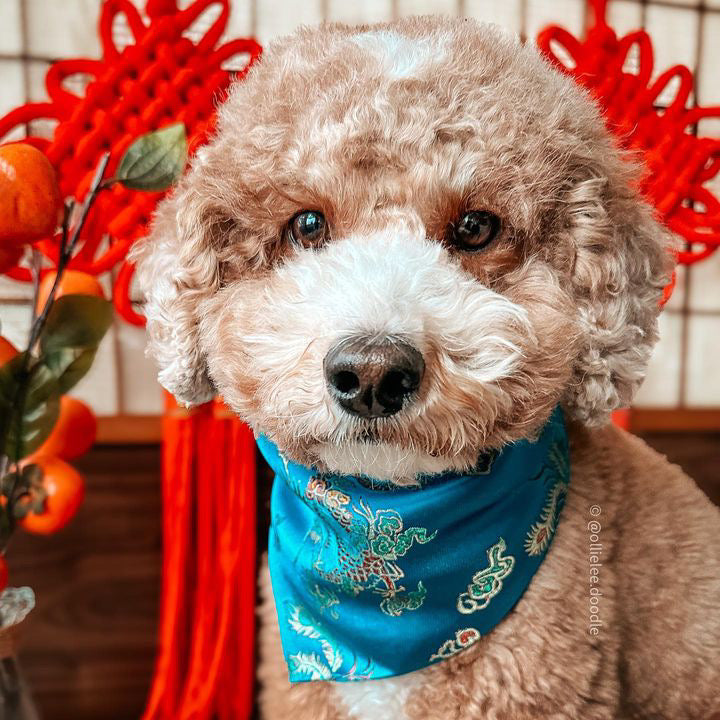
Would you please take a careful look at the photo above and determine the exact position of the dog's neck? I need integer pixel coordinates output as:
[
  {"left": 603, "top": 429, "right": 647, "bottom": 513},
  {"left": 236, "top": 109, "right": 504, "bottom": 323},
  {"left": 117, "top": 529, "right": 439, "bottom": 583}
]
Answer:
[
  {"left": 258, "top": 407, "right": 571, "bottom": 683},
  {"left": 310, "top": 440, "right": 479, "bottom": 486}
]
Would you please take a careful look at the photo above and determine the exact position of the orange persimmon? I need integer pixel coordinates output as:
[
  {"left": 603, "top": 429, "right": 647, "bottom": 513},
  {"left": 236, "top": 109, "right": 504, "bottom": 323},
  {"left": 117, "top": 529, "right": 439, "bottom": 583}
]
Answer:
[
  {"left": 0, "top": 143, "right": 61, "bottom": 247},
  {"left": 18, "top": 456, "right": 85, "bottom": 535},
  {"left": 36, "top": 269, "right": 105, "bottom": 312},
  {"left": 29, "top": 396, "right": 96, "bottom": 461}
]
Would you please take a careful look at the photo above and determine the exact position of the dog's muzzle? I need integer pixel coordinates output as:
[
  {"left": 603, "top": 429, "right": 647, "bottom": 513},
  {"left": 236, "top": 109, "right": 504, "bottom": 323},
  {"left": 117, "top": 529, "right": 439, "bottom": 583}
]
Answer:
[{"left": 323, "top": 335, "right": 425, "bottom": 418}]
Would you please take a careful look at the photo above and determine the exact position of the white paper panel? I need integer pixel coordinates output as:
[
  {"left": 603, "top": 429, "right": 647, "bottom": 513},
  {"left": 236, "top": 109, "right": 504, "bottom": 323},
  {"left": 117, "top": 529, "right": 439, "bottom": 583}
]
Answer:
[
  {"left": 689, "top": 253, "right": 720, "bottom": 312},
  {"left": 606, "top": 0, "right": 643, "bottom": 35},
  {"left": 116, "top": 321, "right": 164, "bottom": 415},
  {"left": 327, "top": 0, "right": 393, "bottom": 24},
  {"left": 69, "top": 328, "right": 120, "bottom": 415},
  {"left": 688, "top": 117, "right": 720, "bottom": 314},
  {"left": 0, "top": 304, "right": 31, "bottom": 350},
  {"left": 223, "top": 0, "right": 253, "bottom": 37},
  {"left": 464, "top": 0, "right": 523, "bottom": 33},
  {"left": 0, "top": 60, "right": 25, "bottom": 120},
  {"left": 685, "top": 314, "right": 720, "bottom": 406},
  {"left": 644, "top": 5, "right": 699, "bottom": 77},
  {"left": 663, "top": 264, "right": 686, "bottom": 312},
  {"left": 256, "top": 0, "right": 323, "bottom": 45},
  {"left": 25, "top": 60, "right": 51, "bottom": 104},
  {"left": 25, "top": 0, "right": 102, "bottom": 58},
  {"left": 698, "top": 12, "right": 720, "bottom": 105},
  {"left": 2, "top": 0, "right": 720, "bottom": 414},
  {"left": 525, "top": 0, "right": 585, "bottom": 39},
  {"left": 396, "top": 0, "right": 458, "bottom": 16},
  {"left": 0, "top": 0, "right": 22, "bottom": 55},
  {"left": 634, "top": 311, "right": 683, "bottom": 407},
  {"left": 0, "top": 275, "right": 34, "bottom": 302}
]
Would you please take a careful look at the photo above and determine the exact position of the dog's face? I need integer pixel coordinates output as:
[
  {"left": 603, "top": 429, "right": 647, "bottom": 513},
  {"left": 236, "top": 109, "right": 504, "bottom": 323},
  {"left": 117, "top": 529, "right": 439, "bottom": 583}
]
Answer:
[{"left": 136, "top": 17, "right": 673, "bottom": 482}]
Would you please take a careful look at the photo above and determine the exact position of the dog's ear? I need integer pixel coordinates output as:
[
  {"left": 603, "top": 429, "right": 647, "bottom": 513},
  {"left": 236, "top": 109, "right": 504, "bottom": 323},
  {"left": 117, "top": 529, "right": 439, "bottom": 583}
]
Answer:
[
  {"left": 561, "top": 153, "right": 677, "bottom": 425},
  {"left": 133, "top": 168, "right": 227, "bottom": 407}
]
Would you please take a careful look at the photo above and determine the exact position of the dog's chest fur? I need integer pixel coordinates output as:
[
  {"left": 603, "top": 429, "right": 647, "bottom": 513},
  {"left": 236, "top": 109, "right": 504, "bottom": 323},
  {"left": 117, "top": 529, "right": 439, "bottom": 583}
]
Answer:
[{"left": 257, "top": 424, "right": 720, "bottom": 720}]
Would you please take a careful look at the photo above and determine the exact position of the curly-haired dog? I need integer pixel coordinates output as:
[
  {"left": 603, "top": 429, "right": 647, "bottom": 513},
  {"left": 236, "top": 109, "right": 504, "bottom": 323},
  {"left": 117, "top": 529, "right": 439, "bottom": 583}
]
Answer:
[{"left": 135, "top": 16, "right": 720, "bottom": 720}]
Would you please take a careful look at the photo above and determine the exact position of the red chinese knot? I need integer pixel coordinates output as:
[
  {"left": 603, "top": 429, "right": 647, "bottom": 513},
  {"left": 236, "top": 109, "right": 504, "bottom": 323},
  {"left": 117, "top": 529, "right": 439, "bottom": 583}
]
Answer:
[
  {"left": 0, "top": 0, "right": 261, "bottom": 324},
  {"left": 538, "top": 0, "right": 720, "bottom": 266}
]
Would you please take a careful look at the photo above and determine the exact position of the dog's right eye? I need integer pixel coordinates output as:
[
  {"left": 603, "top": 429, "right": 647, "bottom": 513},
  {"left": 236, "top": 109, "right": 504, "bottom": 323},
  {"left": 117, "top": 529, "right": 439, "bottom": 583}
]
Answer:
[
  {"left": 288, "top": 211, "right": 328, "bottom": 248},
  {"left": 450, "top": 211, "right": 500, "bottom": 252}
]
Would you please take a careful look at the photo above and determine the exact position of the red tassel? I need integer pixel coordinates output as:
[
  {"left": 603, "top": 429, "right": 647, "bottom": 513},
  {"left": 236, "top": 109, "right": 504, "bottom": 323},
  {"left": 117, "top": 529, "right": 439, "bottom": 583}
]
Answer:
[{"left": 142, "top": 396, "right": 256, "bottom": 719}]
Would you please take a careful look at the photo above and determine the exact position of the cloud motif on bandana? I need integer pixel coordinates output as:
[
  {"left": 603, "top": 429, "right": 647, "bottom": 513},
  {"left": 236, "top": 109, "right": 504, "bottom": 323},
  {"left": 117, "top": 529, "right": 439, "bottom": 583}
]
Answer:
[
  {"left": 457, "top": 538, "right": 515, "bottom": 614},
  {"left": 429, "top": 627, "right": 481, "bottom": 662}
]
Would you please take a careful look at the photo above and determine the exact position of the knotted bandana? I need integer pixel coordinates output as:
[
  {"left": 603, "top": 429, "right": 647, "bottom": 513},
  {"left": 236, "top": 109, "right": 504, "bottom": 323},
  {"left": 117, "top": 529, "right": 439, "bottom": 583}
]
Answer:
[{"left": 258, "top": 407, "right": 570, "bottom": 683}]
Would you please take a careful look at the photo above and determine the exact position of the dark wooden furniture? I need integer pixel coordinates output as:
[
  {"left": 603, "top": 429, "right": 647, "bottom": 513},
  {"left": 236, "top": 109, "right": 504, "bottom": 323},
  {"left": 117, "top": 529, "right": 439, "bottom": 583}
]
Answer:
[{"left": 10, "top": 432, "right": 720, "bottom": 720}]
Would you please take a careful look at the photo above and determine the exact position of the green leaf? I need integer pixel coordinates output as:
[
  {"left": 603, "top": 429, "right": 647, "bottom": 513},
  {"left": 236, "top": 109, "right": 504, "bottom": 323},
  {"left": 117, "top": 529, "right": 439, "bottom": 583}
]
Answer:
[
  {"left": 40, "top": 294, "right": 113, "bottom": 354},
  {"left": 0, "top": 359, "right": 60, "bottom": 459},
  {"left": 8, "top": 395, "right": 60, "bottom": 459},
  {"left": 44, "top": 346, "right": 98, "bottom": 393},
  {"left": 0, "top": 352, "right": 26, "bottom": 406},
  {"left": 24, "top": 361, "right": 60, "bottom": 408},
  {"left": 0, "top": 353, "right": 29, "bottom": 457},
  {"left": 116, "top": 123, "right": 187, "bottom": 191}
]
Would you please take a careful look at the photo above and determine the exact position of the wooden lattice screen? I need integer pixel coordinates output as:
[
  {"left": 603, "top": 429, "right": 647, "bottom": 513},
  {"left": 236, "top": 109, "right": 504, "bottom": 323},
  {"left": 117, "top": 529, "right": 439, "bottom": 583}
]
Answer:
[{"left": 1, "top": 0, "right": 719, "bottom": 435}]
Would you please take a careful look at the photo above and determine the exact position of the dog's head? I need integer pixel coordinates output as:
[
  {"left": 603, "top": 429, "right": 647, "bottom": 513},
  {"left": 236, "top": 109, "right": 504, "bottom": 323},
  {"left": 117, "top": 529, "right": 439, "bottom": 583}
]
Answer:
[{"left": 135, "top": 17, "right": 674, "bottom": 482}]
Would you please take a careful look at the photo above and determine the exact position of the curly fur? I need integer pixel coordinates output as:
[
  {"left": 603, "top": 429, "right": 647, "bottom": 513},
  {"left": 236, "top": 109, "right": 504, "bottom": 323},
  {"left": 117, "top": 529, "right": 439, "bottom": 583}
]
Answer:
[
  {"left": 133, "top": 17, "right": 674, "bottom": 444},
  {"left": 134, "top": 15, "right": 719, "bottom": 719}
]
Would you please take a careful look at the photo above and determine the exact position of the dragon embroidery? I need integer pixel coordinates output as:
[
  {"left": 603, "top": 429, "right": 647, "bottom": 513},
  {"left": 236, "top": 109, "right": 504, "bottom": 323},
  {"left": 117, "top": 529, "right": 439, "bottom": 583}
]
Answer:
[{"left": 303, "top": 475, "right": 437, "bottom": 617}]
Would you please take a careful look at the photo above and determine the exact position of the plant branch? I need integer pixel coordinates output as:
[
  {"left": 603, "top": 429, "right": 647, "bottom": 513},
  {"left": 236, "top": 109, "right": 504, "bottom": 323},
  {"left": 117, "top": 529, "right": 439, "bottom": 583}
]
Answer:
[
  {"left": 26, "top": 152, "right": 110, "bottom": 354},
  {"left": 28, "top": 247, "right": 42, "bottom": 331},
  {"left": 0, "top": 152, "right": 111, "bottom": 547}
]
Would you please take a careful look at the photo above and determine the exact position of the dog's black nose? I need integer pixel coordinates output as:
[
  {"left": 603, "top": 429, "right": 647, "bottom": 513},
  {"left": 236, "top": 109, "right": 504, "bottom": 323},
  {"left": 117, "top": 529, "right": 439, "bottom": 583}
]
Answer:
[{"left": 324, "top": 337, "right": 425, "bottom": 418}]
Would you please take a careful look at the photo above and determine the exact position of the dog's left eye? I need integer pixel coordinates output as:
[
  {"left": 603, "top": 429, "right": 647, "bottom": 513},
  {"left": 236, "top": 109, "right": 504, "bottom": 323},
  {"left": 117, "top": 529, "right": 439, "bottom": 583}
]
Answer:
[
  {"left": 450, "top": 211, "right": 500, "bottom": 251},
  {"left": 288, "top": 211, "right": 328, "bottom": 247}
]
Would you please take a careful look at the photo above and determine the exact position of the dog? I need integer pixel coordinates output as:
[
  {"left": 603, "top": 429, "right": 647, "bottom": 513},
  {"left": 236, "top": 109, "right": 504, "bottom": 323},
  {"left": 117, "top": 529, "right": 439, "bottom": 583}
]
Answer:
[{"left": 135, "top": 16, "right": 720, "bottom": 720}]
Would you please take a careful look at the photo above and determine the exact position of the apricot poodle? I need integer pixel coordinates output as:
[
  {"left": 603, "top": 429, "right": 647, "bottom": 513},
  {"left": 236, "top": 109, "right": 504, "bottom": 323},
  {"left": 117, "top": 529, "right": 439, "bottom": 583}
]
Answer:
[{"left": 135, "top": 16, "right": 720, "bottom": 720}]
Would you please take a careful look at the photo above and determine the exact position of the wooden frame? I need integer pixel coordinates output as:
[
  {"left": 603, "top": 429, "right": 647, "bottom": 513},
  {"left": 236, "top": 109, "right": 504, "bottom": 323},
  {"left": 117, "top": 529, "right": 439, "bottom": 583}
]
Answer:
[
  {"left": 97, "top": 416, "right": 163, "bottom": 444},
  {"left": 629, "top": 409, "right": 720, "bottom": 433},
  {"left": 95, "top": 409, "right": 720, "bottom": 444}
]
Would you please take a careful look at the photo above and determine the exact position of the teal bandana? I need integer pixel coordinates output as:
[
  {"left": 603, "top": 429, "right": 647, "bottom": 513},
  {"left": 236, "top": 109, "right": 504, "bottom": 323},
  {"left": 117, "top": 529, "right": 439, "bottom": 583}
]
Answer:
[{"left": 258, "top": 407, "right": 570, "bottom": 683}]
